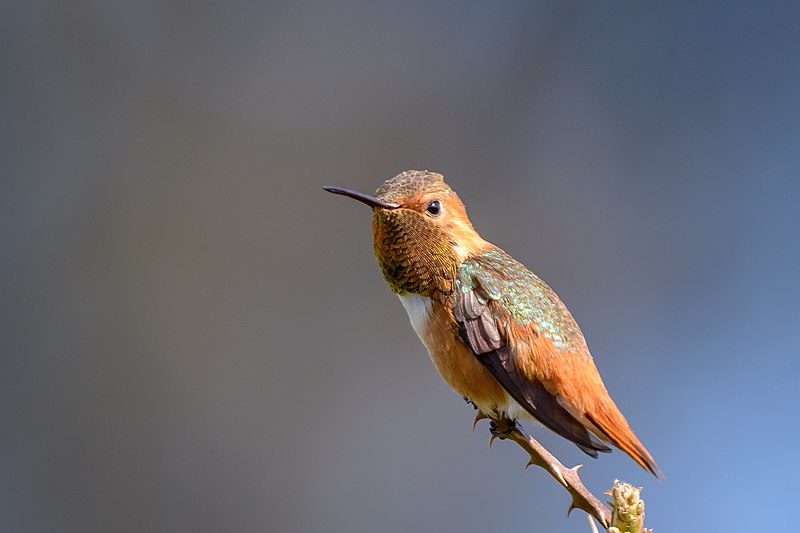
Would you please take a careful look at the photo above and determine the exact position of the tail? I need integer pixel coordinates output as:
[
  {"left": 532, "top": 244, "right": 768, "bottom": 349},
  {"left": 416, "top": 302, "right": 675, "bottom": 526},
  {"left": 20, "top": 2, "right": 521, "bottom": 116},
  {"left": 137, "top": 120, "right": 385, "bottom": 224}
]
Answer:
[{"left": 585, "top": 403, "right": 662, "bottom": 478}]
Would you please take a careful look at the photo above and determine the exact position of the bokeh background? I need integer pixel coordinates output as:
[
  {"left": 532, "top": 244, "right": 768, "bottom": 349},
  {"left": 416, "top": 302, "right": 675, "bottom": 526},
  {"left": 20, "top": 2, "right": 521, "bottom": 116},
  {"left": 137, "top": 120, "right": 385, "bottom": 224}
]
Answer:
[{"left": 3, "top": 2, "right": 799, "bottom": 532}]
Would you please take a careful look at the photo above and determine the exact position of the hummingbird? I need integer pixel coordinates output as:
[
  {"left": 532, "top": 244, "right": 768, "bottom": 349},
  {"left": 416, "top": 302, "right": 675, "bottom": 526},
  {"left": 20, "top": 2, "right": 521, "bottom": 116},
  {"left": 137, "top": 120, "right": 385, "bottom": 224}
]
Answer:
[{"left": 323, "top": 170, "right": 660, "bottom": 477}]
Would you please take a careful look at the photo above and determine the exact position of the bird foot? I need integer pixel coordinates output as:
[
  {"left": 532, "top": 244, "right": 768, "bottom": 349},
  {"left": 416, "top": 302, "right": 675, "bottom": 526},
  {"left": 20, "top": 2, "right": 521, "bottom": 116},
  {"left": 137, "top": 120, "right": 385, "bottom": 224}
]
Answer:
[
  {"left": 463, "top": 397, "right": 478, "bottom": 410},
  {"left": 489, "top": 417, "right": 517, "bottom": 437},
  {"left": 488, "top": 417, "right": 518, "bottom": 445}
]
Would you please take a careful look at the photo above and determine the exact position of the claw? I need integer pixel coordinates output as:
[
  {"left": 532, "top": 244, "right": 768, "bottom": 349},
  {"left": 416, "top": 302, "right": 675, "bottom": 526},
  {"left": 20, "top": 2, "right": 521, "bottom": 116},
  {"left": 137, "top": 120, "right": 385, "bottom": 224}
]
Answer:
[
  {"left": 472, "top": 411, "right": 488, "bottom": 430},
  {"left": 488, "top": 418, "right": 515, "bottom": 439}
]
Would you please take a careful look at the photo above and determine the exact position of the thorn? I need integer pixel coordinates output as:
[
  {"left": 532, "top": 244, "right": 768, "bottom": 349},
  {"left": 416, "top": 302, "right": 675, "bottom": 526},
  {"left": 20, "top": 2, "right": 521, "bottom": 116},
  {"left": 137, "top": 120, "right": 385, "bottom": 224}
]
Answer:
[
  {"left": 570, "top": 464, "right": 583, "bottom": 472},
  {"left": 472, "top": 411, "right": 487, "bottom": 430},
  {"left": 567, "top": 502, "right": 577, "bottom": 516},
  {"left": 489, "top": 434, "right": 497, "bottom": 447},
  {"left": 524, "top": 459, "right": 535, "bottom": 470},
  {"left": 550, "top": 462, "right": 568, "bottom": 487}
]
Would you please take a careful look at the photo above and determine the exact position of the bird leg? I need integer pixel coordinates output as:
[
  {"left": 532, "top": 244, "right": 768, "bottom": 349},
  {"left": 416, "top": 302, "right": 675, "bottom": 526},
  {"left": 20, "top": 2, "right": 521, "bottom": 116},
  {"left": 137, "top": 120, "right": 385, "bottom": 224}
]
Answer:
[{"left": 484, "top": 416, "right": 612, "bottom": 529}]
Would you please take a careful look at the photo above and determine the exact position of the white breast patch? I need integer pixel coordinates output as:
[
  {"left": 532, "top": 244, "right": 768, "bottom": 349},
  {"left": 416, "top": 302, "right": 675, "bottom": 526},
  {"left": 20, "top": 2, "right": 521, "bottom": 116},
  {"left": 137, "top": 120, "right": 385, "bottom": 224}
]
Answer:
[{"left": 398, "top": 294, "right": 433, "bottom": 344}]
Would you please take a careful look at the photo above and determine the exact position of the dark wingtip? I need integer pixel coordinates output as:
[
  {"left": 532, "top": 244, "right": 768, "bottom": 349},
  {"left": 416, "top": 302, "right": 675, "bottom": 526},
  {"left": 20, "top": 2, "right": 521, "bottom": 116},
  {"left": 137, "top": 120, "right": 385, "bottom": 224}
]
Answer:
[
  {"left": 576, "top": 439, "right": 612, "bottom": 458},
  {"left": 577, "top": 445, "right": 599, "bottom": 458}
]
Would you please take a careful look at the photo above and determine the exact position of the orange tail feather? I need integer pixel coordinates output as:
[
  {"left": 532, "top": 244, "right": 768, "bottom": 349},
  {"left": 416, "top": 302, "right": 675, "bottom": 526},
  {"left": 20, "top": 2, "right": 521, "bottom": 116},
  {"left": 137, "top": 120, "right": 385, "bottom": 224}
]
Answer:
[{"left": 586, "top": 406, "right": 662, "bottom": 478}]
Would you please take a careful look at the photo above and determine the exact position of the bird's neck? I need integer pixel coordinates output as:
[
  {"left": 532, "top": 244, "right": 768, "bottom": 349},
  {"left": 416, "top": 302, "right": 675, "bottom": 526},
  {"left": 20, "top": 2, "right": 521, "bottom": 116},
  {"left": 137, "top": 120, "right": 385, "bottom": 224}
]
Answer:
[{"left": 375, "top": 233, "right": 491, "bottom": 301}]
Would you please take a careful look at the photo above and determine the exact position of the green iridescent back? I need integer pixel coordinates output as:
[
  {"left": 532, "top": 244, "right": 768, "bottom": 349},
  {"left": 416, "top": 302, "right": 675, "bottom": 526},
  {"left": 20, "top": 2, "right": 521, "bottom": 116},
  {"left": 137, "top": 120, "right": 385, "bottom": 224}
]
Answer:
[{"left": 456, "top": 247, "right": 588, "bottom": 352}]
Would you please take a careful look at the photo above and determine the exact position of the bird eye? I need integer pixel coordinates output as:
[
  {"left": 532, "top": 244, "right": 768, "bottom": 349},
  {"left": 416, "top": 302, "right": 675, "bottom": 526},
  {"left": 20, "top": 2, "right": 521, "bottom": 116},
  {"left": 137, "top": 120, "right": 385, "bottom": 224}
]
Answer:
[{"left": 426, "top": 200, "right": 442, "bottom": 216}]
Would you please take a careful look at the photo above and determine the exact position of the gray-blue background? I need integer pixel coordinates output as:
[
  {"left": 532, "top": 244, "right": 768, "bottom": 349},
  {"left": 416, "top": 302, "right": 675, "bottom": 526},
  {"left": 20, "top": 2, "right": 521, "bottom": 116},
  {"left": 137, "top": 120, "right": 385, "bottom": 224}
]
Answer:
[{"left": 3, "top": 2, "right": 798, "bottom": 532}]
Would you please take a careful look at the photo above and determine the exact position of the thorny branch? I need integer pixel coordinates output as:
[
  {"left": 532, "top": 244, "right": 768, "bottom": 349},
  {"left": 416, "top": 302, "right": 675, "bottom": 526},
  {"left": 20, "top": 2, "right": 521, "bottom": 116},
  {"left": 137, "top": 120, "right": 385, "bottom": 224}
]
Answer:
[
  {"left": 509, "top": 429, "right": 612, "bottom": 528},
  {"left": 476, "top": 412, "right": 612, "bottom": 529},
  {"left": 475, "top": 413, "right": 654, "bottom": 531}
]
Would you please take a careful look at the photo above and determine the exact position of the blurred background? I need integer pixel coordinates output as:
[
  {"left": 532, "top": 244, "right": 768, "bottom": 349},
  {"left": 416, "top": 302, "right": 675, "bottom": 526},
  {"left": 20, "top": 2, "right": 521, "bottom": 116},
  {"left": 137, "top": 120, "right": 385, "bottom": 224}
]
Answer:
[{"left": 2, "top": 2, "right": 799, "bottom": 532}]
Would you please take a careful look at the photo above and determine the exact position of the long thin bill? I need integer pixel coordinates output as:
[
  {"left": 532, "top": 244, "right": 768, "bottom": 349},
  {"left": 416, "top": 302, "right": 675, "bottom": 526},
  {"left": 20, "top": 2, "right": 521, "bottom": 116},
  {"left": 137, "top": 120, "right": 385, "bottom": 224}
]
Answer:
[{"left": 322, "top": 186, "right": 400, "bottom": 209}]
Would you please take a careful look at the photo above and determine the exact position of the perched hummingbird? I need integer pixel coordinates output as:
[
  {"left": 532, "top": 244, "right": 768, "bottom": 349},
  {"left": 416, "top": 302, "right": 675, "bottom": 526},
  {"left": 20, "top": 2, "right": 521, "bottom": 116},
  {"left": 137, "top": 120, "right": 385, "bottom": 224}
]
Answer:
[{"left": 323, "top": 170, "right": 660, "bottom": 477}]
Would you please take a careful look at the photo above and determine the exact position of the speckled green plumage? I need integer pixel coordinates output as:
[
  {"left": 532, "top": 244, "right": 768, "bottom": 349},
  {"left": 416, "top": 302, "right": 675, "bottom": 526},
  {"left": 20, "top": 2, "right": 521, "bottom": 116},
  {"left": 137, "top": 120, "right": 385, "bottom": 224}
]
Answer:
[{"left": 456, "top": 248, "right": 588, "bottom": 352}]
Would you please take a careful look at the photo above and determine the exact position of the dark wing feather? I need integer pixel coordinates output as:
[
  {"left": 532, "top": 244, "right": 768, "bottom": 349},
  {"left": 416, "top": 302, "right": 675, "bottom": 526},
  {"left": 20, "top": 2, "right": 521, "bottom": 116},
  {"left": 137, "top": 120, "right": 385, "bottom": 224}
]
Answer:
[
  {"left": 454, "top": 268, "right": 611, "bottom": 456},
  {"left": 453, "top": 288, "right": 503, "bottom": 353},
  {"left": 474, "top": 345, "right": 610, "bottom": 457}
]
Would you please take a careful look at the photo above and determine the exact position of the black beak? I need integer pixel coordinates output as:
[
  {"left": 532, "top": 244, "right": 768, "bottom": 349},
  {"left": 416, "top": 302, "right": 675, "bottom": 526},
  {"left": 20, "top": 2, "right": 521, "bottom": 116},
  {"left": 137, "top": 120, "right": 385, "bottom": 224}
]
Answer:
[{"left": 322, "top": 186, "right": 400, "bottom": 209}]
